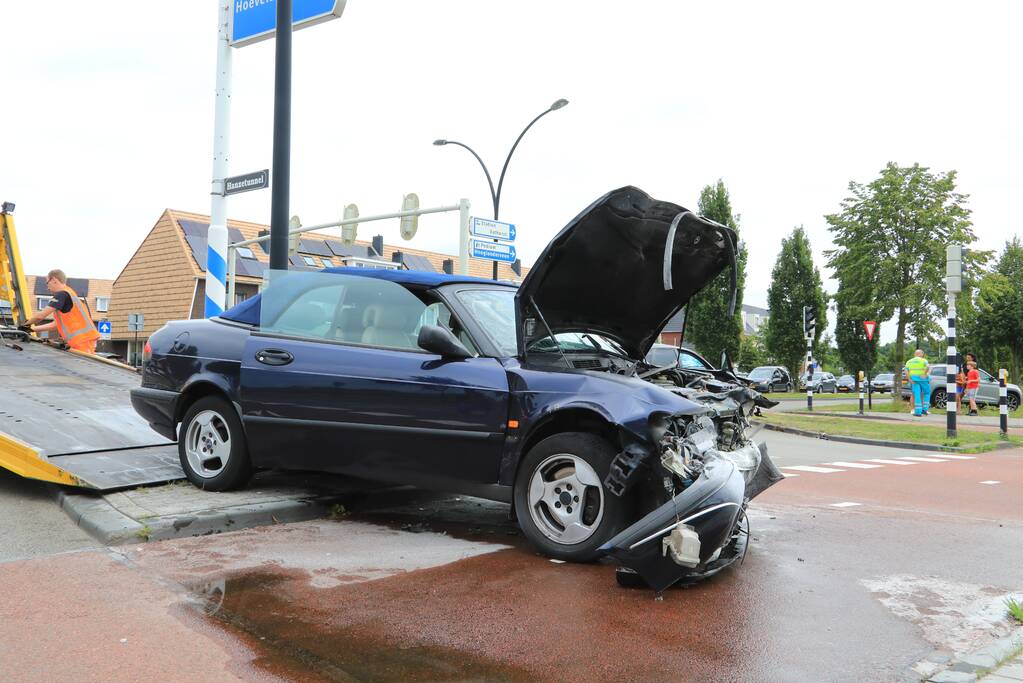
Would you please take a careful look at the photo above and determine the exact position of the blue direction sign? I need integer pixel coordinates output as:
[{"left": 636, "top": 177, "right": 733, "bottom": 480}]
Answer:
[
  {"left": 470, "top": 240, "right": 517, "bottom": 263},
  {"left": 470, "top": 217, "right": 516, "bottom": 242},
  {"left": 230, "top": 0, "right": 347, "bottom": 47},
  {"left": 97, "top": 320, "right": 112, "bottom": 340}
]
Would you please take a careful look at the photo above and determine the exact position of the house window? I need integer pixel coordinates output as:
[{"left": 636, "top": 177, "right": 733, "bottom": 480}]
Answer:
[
  {"left": 235, "top": 292, "right": 249, "bottom": 306},
  {"left": 36, "top": 296, "right": 51, "bottom": 311},
  {"left": 322, "top": 257, "right": 335, "bottom": 267},
  {"left": 302, "top": 256, "right": 318, "bottom": 267},
  {"left": 95, "top": 296, "right": 110, "bottom": 312},
  {"left": 236, "top": 247, "right": 255, "bottom": 259}
]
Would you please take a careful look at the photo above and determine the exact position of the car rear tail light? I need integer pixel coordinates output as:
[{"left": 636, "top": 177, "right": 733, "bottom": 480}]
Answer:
[{"left": 143, "top": 341, "right": 152, "bottom": 362}]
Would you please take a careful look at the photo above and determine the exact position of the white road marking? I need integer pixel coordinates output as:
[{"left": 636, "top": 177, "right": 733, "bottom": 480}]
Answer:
[
  {"left": 782, "top": 465, "right": 845, "bottom": 474},
  {"left": 898, "top": 456, "right": 950, "bottom": 463},
  {"left": 932, "top": 454, "right": 975, "bottom": 460},
  {"left": 781, "top": 473, "right": 800, "bottom": 478},
  {"left": 828, "top": 461, "right": 883, "bottom": 469},
  {"left": 979, "top": 480, "right": 1001, "bottom": 485},
  {"left": 865, "top": 459, "right": 917, "bottom": 465},
  {"left": 830, "top": 502, "right": 862, "bottom": 508}
]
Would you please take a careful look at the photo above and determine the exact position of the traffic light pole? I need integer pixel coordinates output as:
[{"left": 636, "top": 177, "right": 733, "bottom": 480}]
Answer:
[{"left": 805, "top": 335, "right": 813, "bottom": 411}]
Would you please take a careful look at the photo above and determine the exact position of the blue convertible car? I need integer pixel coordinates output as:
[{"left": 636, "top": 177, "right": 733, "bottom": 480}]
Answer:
[{"left": 131, "top": 187, "right": 781, "bottom": 590}]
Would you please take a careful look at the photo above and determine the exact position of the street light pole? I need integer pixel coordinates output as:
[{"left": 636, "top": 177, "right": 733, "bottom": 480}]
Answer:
[{"left": 434, "top": 98, "right": 568, "bottom": 280}]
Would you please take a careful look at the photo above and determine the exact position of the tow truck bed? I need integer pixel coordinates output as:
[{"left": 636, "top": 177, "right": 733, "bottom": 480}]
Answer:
[{"left": 0, "top": 341, "right": 183, "bottom": 490}]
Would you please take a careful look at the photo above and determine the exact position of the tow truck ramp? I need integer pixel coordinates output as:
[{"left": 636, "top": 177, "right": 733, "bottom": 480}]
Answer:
[{"left": 0, "top": 341, "right": 183, "bottom": 491}]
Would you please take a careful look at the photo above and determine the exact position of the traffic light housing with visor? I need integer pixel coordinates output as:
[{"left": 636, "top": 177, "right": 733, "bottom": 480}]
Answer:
[{"left": 803, "top": 306, "right": 817, "bottom": 338}]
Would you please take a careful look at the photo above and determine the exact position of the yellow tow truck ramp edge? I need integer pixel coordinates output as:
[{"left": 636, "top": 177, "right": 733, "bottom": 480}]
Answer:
[{"left": 0, "top": 432, "right": 85, "bottom": 487}]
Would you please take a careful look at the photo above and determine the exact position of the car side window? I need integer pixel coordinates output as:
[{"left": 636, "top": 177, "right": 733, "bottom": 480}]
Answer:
[
  {"left": 262, "top": 273, "right": 428, "bottom": 351},
  {"left": 679, "top": 352, "right": 710, "bottom": 370},
  {"left": 271, "top": 283, "right": 346, "bottom": 340}
]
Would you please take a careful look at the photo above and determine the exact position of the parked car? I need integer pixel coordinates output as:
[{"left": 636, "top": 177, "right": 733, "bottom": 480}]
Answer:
[
  {"left": 836, "top": 375, "right": 856, "bottom": 392},
  {"left": 870, "top": 373, "right": 895, "bottom": 393},
  {"left": 799, "top": 371, "right": 837, "bottom": 393},
  {"left": 130, "top": 186, "right": 782, "bottom": 591},
  {"left": 644, "top": 343, "right": 717, "bottom": 372},
  {"left": 898, "top": 364, "right": 1022, "bottom": 411},
  {"left": 745, "top": 365, "right": 793, "bottom": 393}
]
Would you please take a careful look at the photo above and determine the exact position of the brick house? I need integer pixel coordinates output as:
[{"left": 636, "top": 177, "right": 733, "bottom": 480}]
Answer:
[{"left": 107, "top": 209, "right": 528, "bottom": 364}]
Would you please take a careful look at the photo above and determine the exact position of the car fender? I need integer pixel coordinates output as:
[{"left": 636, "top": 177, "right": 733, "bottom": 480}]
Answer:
[{"left": 176, "top": 374, "right": 241, "bottom": 423}]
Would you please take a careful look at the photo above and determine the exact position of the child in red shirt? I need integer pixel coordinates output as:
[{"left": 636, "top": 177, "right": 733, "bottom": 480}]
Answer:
[{"left": 965, "top": 361, "right": 981, "bottom": 416}]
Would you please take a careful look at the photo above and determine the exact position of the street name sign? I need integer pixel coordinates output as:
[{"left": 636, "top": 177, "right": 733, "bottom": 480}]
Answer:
[
  {"left": 470, "top": 217, "right": 516, "bottom": 242},
  {"left": 230, "top": 0, "right": 347, "bottom": 47},
  {"left": 128, "top": 313, "right": 144, "bottom": 332},
  {"left": 97, "top": 320, "right": 111, "bottom": 340},
  {"left": 223, "top": 169, "right": 269, "bottom": 196},
  {"left": 863, "top": 320, "right": 877, "bottom": 341},
  {"left": 470, "top": 240, "right": 517, "bottom": 263}
]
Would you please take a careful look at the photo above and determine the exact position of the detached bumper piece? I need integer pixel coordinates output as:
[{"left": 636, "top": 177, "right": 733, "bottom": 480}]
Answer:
[{"left": 600, "top": 446, "right": 783, "bottom": 592}]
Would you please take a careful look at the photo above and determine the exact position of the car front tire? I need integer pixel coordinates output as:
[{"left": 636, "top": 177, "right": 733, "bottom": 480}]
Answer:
[
  {"left": 514, "top": 432, "right": 631, "bottom": 563},
  {"left": 178, "top": 396, "right": 252, "bottom": 491},
  {"left": 931, "top": 389, "right": 948, "bottom": 409}
]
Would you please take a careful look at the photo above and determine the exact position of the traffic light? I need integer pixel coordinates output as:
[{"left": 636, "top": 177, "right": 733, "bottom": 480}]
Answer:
[{"left": 803, "top": 306, "right": 817, "bottom": 338}]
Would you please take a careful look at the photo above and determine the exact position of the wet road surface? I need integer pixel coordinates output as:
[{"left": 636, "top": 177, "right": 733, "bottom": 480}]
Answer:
[{"left": 1, "top": 433, "right": 1020, "bottom": 682}]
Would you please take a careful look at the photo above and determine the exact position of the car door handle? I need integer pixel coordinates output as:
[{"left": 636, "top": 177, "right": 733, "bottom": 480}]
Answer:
[{"left": 255, "top": 348, "right": 294, "bottom": 366}]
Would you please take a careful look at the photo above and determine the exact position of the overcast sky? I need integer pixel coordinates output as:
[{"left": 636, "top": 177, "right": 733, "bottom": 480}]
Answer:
[{"left": 5, "top": 1, "right": 1021, "bottom": 343}]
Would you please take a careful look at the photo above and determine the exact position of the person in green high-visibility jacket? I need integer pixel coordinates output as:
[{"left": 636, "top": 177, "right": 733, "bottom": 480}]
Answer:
[{"left": 904, "top": 349, "right": 931, "bottom": 416}]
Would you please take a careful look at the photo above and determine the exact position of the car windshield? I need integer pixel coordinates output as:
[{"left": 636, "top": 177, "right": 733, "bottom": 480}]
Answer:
[
  {"left": 748, "top": 367, "right": 775, "bottom": 380},
  {"left": 454, "top": 288, "right": 517, "bottom": 356},
  {"left": 529, "top": 332, "right": 628, "bottom": 356},
  {"left": 680, "top": 351, "right": 711, "bottom": 370},
  {"left": 839, "top": 375, "right": 853, "bottom": 382},
  {"left": 875, "top": 374, "right": 894, "bottom": 381},
  {"left": 812, "top": 372, "right": 825, "bottom": 380}
]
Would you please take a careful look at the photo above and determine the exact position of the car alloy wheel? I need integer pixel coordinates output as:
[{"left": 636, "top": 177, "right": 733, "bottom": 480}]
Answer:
[
  {"left": 1008, "top": 394, "right": 1020, "bottom": 412},
  {"left": 527, "top": 453, "right": 604, "bottom": 545},
  {"left": 932, "top": 389, "right": 947, "bottom": 409},
  {"left": 178, "top": 396, "right": 251, "bottom": 491},
  {"left": 184, "top": 410, "right": 233, "bottom": 478}
]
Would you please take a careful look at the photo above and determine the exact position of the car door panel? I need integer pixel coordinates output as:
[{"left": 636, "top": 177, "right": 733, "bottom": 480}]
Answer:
[{"left": 240, "top": 334, "right": 510, "bottom": 484}]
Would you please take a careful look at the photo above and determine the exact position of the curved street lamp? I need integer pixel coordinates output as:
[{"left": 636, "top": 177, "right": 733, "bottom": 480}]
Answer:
[{"left": 434, "top": 98, "right": 569, "bottom": 279}]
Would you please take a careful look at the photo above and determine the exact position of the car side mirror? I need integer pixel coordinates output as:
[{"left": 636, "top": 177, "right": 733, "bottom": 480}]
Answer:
[{"left": 418, "top": 324, "right": 472, "bottom": 360}]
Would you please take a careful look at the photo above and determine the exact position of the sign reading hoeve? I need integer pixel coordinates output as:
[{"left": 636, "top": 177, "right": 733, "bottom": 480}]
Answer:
[{"left": 230, "top": 0, "right": 347, "bottom": 47}]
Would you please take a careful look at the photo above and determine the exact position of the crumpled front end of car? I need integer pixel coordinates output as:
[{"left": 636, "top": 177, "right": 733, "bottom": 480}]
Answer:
[{"left": 599, "top": 379, "right": 783, "bottom": 592}]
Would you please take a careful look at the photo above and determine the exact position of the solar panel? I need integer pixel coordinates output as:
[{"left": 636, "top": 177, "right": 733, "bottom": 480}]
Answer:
[
  {"left": 402, "top": 254, "right": 436, "bottom": 273},
  {"left": 67, "top": 277, "right": 90, "bottom": 296},
  {"left": 324, "top": 239, "right": 350, "bottom": 256},
  {"left": 298, "top": 238, "right": 332, "bottom": 257},
  {"left": 236, "top": 259, "right": 267, "bottom": 278},
  {"left": 184, "top": 234, "right": 208, "bottom": 271},
  {"left": 288, "top": 254, "right": 306, "bottom": 267},
  {"left": 178, "top": 219, "right": 208, "bottom": 236},
  {"left": 228, "top": 227, "right": 245, "bottom": 243},
  {"left": 33, "top": 278, "right": 49, "bottom": 295}
]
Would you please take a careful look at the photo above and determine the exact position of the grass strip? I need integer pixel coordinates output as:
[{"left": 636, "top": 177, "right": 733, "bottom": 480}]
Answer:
[{"left": 758, "top": 411, "right": 1023, "bottom": 451}]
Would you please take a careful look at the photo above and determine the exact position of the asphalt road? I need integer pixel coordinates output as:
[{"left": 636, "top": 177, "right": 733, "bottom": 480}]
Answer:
[
  {"left": 1, "top": 431, "right": 1019, "bottom": 682},
  {"left": 0, "top": 468, "right": 97, "bottom": 562}
]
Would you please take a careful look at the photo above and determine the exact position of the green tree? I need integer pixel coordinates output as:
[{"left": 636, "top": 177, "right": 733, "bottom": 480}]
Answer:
[
  {"left": 764, "top": 227, "right": 827, "bottom": 379},
  {"left": 686, "top": 180, "right": 746, "bottom": 362},
  {"left": 833, "top": 286, "right": 879, "bottom": 384},
  {"left": 975, "top": 239, "right": 1023, "bottom": 382},
  {"left": 737, "top": 333, "right": 771, "bottom": 372},
  {"left": 825, "top": 163, "right": 978, "bottom": 401},
  {"left": 817, "top": 332, "right": 843, "bottom": 373}
]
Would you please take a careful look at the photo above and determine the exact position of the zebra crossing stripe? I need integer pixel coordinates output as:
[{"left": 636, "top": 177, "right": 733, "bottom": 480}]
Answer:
[
  {"left": 898, "top": 456, "right": 949, "bottom": 463},
  {"left": 865, "top": 459, "right": 916, "bottom": 465},
  {"left": 782, "top": 465, "right": 844, "bottom": 473},
  {"left": 931, "top": 454, "right": 975, "bottom": 460},
  {"left": 828, "top": 461, "right": 883, "bottom": 469}
]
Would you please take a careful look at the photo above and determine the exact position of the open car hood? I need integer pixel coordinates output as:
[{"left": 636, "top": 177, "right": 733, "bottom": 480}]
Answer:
[{"left": 516, "top": 186, "right": 738, "bottom": 359}]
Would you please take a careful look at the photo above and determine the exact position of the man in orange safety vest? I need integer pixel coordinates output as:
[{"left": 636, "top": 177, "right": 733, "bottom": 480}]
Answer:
[{"left": 21, "top": 269, "right": 100, "bottom": 354}]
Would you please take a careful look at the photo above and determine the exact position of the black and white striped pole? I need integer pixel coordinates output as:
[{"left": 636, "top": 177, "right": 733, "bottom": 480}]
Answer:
[
  {"left": 999, "top": 368, "right": 1008, "bottom": 439},
  {"left": 803, "top": 305, "right": 816, "bottom": 411},
  {"left": 858, "top": 370, "right": 865, "bottom": 415},
  {"left": 946, "top": 245, "right": 962, "bottom": 440}
]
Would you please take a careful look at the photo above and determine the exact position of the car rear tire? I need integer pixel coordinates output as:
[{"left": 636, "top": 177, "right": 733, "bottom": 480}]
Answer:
[
  {"left": 1008, "top": 393, "right": 1020, "bottom": 412},
  {"left": 932, "top": 389, "right": 947, "bottom": 409},
  {"left": 514, "top": 432, "right": 631, "bottom": 563},
  {"left": 178, "top": 396, "right": 251, "bottom": 491}
]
